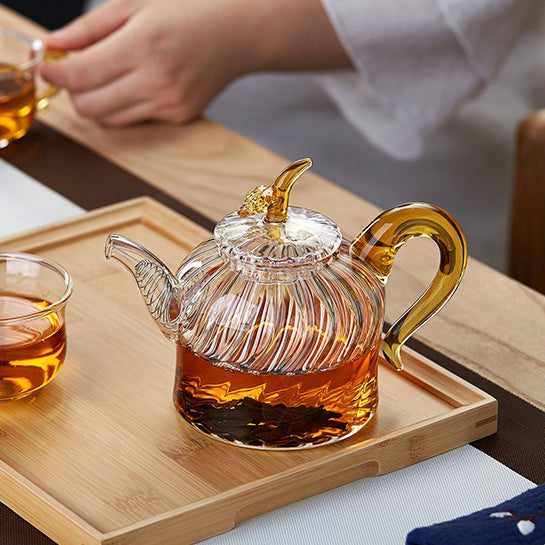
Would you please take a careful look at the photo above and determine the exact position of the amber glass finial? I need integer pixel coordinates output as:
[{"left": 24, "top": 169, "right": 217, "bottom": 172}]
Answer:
[{"left": 238, "top": 158, "right": 312, "bottom": 221}]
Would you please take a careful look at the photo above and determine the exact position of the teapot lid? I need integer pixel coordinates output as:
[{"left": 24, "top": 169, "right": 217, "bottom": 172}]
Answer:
[{"left": 214, "top": 159, "right": 342, "bottom": 281}]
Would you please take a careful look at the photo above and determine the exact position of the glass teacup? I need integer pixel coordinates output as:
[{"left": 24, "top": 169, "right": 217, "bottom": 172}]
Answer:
[
  {"left": 0, "top": 253, "right": 72, "bottom": 401},
  {"left": 0, "top": 29, "right": 63, "bottom": 148}
]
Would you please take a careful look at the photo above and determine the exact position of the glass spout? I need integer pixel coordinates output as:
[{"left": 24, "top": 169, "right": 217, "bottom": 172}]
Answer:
[{"left": 105, "top": 234, "right": 183, "bottom": 341}]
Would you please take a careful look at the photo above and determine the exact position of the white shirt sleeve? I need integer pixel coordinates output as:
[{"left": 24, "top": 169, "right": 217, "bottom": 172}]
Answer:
[{"left": 318, "top": 0, "right": 537, "bottom": 159}]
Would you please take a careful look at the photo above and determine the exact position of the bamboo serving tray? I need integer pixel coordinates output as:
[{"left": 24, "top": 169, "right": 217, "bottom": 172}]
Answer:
[{"left": 0, "top": 198, "right": 497, "bottom": 545}]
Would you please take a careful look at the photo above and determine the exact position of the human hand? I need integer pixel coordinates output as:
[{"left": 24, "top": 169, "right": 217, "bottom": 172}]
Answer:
[
  {"left": 41, "top": 0, "right": 257, "bottom": 126},
  {"left": 41, "top": 0, "right": 350, "bottom": 127}
]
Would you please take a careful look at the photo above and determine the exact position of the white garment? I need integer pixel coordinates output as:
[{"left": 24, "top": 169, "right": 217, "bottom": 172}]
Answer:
[
  {"left": 207, "top": 2, "right": 545, "bottom": 271},
  {"left": 319, "top": 0, "right": 538, "bottom": 159}
]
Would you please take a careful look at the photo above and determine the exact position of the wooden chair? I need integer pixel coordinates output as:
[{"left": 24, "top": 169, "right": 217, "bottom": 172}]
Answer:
[{"left": 509, "top": 110, "right": 545, "bottom": 294}]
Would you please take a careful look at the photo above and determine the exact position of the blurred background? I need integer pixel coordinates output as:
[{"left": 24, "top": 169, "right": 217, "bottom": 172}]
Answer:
[{"left": 5, "top": 0, "right": 545, "bottom": 278}]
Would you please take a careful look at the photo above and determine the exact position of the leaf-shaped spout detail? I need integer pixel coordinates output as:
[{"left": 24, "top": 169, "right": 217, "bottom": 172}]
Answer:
[{"left": 105, "top": 234, "right": 183, "bottom": 341}]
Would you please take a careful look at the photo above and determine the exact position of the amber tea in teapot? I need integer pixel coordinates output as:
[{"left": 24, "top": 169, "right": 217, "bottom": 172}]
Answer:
[
  {"left": 106, "top": 159, "right": 467, "bottom": 449},
  {"left": 175, "top": 313, "right": 379, "bottom": 448}
]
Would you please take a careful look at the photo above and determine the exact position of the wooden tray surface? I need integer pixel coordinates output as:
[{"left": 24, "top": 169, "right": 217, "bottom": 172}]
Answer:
[{"left": 0, "top": 198, "right": 497, "bottom": 545}]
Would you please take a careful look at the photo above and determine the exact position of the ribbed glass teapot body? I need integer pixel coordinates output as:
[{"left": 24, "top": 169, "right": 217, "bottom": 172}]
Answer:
[
  {"left": 173, "top": 237, "right": 384, "bottom": 449},
  {"left": 177, "top": 238, "right": 383, "bottom": 371}
]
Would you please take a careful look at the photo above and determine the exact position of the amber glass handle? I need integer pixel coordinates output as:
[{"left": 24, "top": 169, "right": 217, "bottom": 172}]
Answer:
[
  {"left": 350, "top": 203, "right": 467, "bottom": 371},
  {"left": 36, "top": 50, "right": 66, "bottom": 111}
]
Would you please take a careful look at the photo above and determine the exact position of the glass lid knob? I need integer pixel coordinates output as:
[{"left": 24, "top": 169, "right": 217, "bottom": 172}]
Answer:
[{"left": 214, "top": 159, "right": 342, "bottom": 279}]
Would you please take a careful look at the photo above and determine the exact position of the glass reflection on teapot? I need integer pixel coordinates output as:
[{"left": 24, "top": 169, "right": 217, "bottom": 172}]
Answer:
[{"left": 105, "top": 159, "right": 467, "bottom": 450}]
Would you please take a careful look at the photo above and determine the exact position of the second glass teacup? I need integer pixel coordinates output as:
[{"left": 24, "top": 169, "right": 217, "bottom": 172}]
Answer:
[{"left": 0, "top": 253, "right": 72, "bottom": 401}]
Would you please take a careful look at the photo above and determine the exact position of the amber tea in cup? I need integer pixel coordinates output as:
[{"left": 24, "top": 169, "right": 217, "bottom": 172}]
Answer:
[
  {"left": 0, "top": 253, "right": 72, "bottom": 401},
  {"left": 0, "top": 29, "right": 62, "bottom": 148}
]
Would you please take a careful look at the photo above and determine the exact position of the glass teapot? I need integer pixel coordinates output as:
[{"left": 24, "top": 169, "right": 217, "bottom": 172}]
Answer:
[{"left": 105, "top": 159, "right": 466, "bottom": 450}]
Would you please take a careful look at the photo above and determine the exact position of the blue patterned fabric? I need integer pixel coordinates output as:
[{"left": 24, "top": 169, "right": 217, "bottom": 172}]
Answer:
[{"left": 406, "top": 485, "right": 545, "bottom": 545}]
